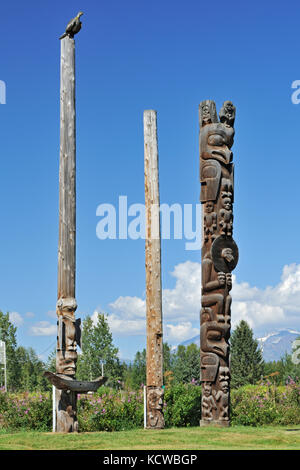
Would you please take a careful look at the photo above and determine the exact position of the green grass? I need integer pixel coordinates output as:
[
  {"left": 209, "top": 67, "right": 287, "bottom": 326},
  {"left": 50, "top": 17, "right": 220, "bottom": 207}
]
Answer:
[{"left": 0, "top": 425, "right": 299, "bottom": 450}]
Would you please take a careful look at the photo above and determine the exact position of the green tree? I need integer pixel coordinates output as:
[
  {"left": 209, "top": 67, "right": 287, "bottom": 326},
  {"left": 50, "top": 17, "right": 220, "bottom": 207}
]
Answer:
[
  {"left": 46, "top": 348, "right": 56, "bottom": 374},
  {"left": 15, "top": 346, "right": 49, "bottom": 391},
  {"left": 172, "top": 343, "right": 200, "bottom": 384},
  {"left": 0, "top": 311, "right": 19, "bottom": 391},
  {"left": 130, "top": 349, "right": 146, "bottom": 389},
  {"left": 76, "top": 313, "right": 123, "bottom": 386},
  {"left": 230, "top": 320, "right": 264, "bottom": 388},
  {"left": 263, "top": 338, "right": 300, "bottom": 385},
  {"left": 163, "top": 342, "right": 172, "bottom": 375}
]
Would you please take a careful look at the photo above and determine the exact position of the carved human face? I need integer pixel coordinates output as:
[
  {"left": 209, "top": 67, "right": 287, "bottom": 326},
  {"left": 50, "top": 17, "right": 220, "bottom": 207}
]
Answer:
[
  {"left": 220, "top": 380, "right": 229, "bottom": 393},
  {"left": 224, "top": 101, "right": 233, "bottom": 115},
  {"left": 202, "top": 105, "right": 210, "bottom": 123},
  {"left": 56, "top": 350, "right": 77, "bottom": 376},
  {"left": 221, "top": 196, "right": 232, "bottom": 211},
  {"left": 205, "top": 201, "right": 214, "bottom": 213},
  {"left": 203, "top": 384, "right": 212, "bottom": 396}
]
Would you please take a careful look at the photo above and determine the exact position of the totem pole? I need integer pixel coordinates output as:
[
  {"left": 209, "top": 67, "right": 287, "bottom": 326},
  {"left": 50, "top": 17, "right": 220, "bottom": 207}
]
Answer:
[
  {"left": 144, "top": 110, "right": 164, "bottom": 429},
  {"left": 199, "top": 100, "right": 239, "bottom": 427},
  {"left": 44, "top": 14, "right": 106, "bottom": 432}
]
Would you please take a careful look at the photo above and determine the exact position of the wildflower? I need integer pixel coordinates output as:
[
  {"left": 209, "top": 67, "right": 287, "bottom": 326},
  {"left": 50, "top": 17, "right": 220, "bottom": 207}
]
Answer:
[{"left": 102, "top": 408, "right": 106, "bottom": 414}]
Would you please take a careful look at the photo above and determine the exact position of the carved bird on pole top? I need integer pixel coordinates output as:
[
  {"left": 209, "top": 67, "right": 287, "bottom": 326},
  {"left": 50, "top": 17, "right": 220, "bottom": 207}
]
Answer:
[{"left": 59, "top": 12, "right": 84, "bottom": 40}]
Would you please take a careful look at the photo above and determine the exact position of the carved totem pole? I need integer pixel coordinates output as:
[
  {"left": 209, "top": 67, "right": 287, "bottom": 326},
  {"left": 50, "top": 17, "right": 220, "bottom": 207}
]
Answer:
[
  {"left": 144, "top": 110, "right": 164, "bottom": 429},
  {"left": 44, "top": 15, "right": 106, "bottom": 432},
  {"left": 199, "top": 100, "right": 239, "bottom": 427}
]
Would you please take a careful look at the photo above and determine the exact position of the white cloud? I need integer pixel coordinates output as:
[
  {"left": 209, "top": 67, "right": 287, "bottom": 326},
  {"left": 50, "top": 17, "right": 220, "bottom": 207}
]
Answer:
[
  {"left": 29, "top": 321, "right": 57, "bottom": 337},
  {"left": 109, "top": 297, "right": 146, "bottom": 319},
  {"left": 165, "top": 322, "right": 199, "bottom": 344},
  {"left": 9, "top": 312, "right": 24, "bottom": 327},
  {"left": 102, "top": 261, "right": 300, "bottom": 346},
  {"left": 231, "top": 264, "right": 300, "bottom": 329}
]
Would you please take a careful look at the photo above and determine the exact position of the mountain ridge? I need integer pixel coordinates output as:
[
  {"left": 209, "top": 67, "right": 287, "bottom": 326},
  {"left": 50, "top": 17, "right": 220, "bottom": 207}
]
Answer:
[{"left": 175, "top": 328, "right": 300, "bottom": 362}]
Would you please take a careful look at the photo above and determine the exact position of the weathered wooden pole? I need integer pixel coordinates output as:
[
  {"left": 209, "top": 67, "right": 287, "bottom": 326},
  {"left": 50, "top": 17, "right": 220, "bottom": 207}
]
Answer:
[
  {"left": 144, "top": 110, "right": 164, "bottom": 429},
  {"left": 44, "top": 13, "right": 107, "bottom": 431},
  {"left": 54, "top": 33, "right": 79, "bottom": 433},
  {"left": 199, "top": 100, "right": 239, "bottom": 427}
]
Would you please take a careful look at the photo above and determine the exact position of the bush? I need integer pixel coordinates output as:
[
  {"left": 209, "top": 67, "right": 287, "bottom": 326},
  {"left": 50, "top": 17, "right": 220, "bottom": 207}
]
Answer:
[
  {"left": 0, "top": 379, "right": 299, "bottom": 431},
  {"left": 77, "top": 386, "right": 144, "bottom": 432},
  {"left": 0, "top": 388, "right": 51, "bottom": 431},
  {"left": 164, "top": 381, "right": 201, "bottom": 428},
  {"left": 231, "top": 380, "right": 300, "bottom": 426}
]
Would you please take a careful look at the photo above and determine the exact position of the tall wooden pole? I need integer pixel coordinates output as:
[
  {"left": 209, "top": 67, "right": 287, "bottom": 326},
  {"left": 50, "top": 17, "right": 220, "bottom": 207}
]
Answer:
[
  {"left": 144, "top": 110, "right": 164, "bottom": 429},
  {"left": 55, "top": 35, "right": 78, "bottom": 433},
  {"left": 199, "top": 100, "right": 239, "bottom": 427},
  {"left": 44, "top": 14, "right": 108, "bottom": 431}
]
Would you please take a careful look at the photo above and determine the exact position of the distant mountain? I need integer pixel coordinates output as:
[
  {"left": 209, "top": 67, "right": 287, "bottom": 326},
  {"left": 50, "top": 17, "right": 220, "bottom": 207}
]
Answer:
[
  {"left": 175, "top": 328, "right": 300, "bottom": 363},
  {"left": 177, "top": 334, "right": 200, "bottom": 349},
  {"left": 257, "top": 329, "right": 300, "bottom": 362}
]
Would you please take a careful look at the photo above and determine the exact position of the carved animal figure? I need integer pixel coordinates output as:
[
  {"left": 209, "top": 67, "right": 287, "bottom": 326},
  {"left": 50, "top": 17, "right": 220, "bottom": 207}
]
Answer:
[{"left": 59, "top": 12, "right": 84, "bottom": 39}]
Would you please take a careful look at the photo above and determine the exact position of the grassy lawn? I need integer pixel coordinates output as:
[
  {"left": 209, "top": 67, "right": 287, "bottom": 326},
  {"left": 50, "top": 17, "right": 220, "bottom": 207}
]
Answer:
[{"left": 0, "top": 425, "right": 299, "bottom": 450}]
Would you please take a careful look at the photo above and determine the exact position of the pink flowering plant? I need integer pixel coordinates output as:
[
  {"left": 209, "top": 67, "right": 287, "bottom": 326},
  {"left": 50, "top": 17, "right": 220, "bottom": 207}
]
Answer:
[
  {"left": 0, "top": 389, "right": 51, "bottom": 431},
  {"left": 231, "top": 378, "right": 300, "bottom": 426},
  {"left": 77, "top": 386, "right": 144, "bottom": 432}
]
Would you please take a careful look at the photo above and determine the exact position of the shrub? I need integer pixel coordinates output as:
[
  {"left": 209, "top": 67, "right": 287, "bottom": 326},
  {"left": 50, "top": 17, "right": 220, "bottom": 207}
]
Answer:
[
  {"left": 231, "top": 381, "right": 300, "bottom": 426},
  {"left": 77, "top": 386, "right": 144, "bottom": 432},
  {"left": 0, "top": 388, "right": 51, "bottom": 431},
  {"left": 164, "top": 381, "right": 201, "bottom": 428},
  {"left": 0, "top": 379, "right": 299, "bottom": 431}
]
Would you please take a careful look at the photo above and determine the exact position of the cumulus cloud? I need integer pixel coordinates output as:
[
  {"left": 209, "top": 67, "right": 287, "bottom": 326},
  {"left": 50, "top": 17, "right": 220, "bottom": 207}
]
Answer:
[
  {"left": 101, "top": 261, "right": 300, "bottom": 346},
  {"left": 9, "top": 312, "right": 24, "bottom": 327},
  {"left": 29, "top": 321, "right": 57, "bottom": 336},
  {"left": 165, "top": 322, "right": 199, "bottom": 343},
  {"left": 231, "top": 263, "right": 300, "bottom": 330}
]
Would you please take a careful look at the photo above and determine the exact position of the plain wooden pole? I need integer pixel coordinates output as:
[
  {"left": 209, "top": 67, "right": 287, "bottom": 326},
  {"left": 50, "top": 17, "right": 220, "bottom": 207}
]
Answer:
[{"left": 144, "top": 110, "right": 164, "bottom": 429}]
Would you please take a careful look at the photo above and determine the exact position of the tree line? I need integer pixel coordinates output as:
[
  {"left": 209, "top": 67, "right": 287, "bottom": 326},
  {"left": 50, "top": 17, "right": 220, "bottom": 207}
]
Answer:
[{"left": 0, "top": 310, "right": 299, "bottom": 392}]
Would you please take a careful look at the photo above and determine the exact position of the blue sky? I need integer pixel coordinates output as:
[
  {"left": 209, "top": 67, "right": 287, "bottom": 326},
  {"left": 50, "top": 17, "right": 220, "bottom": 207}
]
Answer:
[{"left": 1, "top": 0, "right": 300, "bottom": 361}]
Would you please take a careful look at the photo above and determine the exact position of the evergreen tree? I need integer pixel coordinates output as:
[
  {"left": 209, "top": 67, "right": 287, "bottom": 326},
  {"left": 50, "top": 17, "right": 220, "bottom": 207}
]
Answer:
[
  {"left": 76, "top": 313, "right": 123, "bottom": 386},
  {"left": 230, "top": 320, "right": 264, "bottom": 388},
  {"left": 163, "top": 342, "right": 172, "bottom": 376},
  {"left": 172, "top": 343, "right": 200, "bottom": 384}
]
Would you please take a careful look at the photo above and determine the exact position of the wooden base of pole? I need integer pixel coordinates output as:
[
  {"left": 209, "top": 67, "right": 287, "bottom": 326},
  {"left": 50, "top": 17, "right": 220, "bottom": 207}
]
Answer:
[
  {"left": 55, "top": 388, "right": 78, "bottom": 433},
  {"left": 145, "top": 385, "right": 165, "bottom": 430},
  {"left": 200, "top": 419, "right": 230, "bottom": 427}
]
